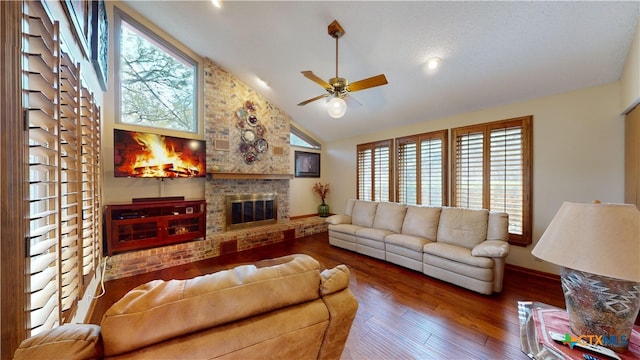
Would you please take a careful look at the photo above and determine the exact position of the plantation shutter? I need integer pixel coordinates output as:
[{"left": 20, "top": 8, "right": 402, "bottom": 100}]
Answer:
[
  {"left": 24, "top": 2, "right": 62, "bottom": 334},
  {"left": 454, "top": 130, "right": 484, "bottom": 209},
  {"left": 357, "top": 140, "right": 393, "bottom": 202},
  {"left": 397, "top": 139, "right": 418, "bottom": 204},
  {"left": 358, "top": 148, "right": 372, "bottom": 200},
  {"left": 59, "top": 51, "right": 81, "bottom": 318},
  {"left": 452, "top": 116, "right": 532, "bottom": 246},
  {"left": 489, "top": 124, "right": 524, "bottom": 235},
  {"left": 23, "top": 1, "right": 103, "bottom": 336},
  {"left": 374, "top": 146, "right": 391, "bottom": 201},
  {"left": 396, "top": 130, "right": 447, "bottom": 206},
  {"left": 80, "top": 90, "right": 101, "bottom": 280}
]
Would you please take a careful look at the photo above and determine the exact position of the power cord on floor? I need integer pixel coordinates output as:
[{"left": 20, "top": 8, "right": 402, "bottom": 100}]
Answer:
[{"left": 92, "top": 256, "right": 108, "bottom": 299}]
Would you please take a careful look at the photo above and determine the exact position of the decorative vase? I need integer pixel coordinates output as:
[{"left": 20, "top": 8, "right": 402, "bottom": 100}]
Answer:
[
  {"left": 318, "top": 202, "right": 330, "bottom": 217},
  {"left": 561, "top": 267, "right": 640, "bottom": 353}
]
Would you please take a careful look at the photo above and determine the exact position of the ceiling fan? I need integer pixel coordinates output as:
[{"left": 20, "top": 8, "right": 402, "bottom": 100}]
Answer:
[{"left": 298, "top": 20, "right": 388, "bottom": 118}]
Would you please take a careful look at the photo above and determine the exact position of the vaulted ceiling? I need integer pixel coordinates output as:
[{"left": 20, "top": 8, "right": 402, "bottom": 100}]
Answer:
[{"left": 122, "top": 1, "right": 639, "bottom": 142}]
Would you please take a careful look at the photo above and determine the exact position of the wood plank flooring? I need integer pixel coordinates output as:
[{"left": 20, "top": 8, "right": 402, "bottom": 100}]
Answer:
[{"left": 89, "top": 232, "right": 565, "bottom": 359}]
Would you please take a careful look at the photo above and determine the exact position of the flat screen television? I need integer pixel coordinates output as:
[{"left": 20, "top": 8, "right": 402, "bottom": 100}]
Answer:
[{"left": 114, "top": 129, "right": 206, "bottom": 178}]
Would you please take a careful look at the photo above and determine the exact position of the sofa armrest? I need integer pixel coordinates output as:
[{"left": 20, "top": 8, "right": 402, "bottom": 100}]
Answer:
[
  {"left": 320, "top": 264, "right": 351, "bottom": 296},
  {"left": 13, "top": 324, "right": 103, "bottom": 360},
  {"left": 471, "top": 240, "right": 510, "bottom": 258},
  {"left": 318, "top": 265, "right": 358, "bottom": 360},
  {"left": 325, "top": 214, "right": 352, "bottom": 225}
]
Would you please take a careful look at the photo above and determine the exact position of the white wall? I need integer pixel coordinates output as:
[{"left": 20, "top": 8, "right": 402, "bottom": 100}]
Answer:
[
  {"left": 621, "top": 21, "right": 640, "bottom": 113},
  {"left": 288, "top": 147, "right": 330, "bottom": 216},
  {"left": 323, "top": 82, "right": 625, "bottom": 274},
  {"left": 102, "top": 2, "right": 205, "bottom": 204}
]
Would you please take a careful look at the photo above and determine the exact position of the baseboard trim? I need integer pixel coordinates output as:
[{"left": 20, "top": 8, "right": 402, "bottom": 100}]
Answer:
[
  {"left": 290, "top": 213, "right": 333, "bottom": 220},
  {"left": 506, "top": 263, "right": 560, "bottom": 282}
]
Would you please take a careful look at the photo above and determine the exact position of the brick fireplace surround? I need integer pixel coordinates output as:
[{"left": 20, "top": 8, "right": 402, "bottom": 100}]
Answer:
[{"left": 104, "top": 59, "right": 327, "bottom": 281}]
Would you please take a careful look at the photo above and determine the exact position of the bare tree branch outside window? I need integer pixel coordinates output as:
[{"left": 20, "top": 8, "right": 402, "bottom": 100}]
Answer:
[{"left": 119, "top": 19, "right": 196, "bottom": 132}]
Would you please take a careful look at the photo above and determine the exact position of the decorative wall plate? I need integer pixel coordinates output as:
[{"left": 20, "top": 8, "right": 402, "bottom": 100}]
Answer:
[
  {"left": 243, "top": 151, "right": 257, "bottom": 163},
  {"left": 242, "top": 129, "right": 256, "bottom": 143},
  {"left": 236, "top": 108, "right": 248, "bottom": 119},
  {"left": 247, "top": 114, "right": 258, "bottom": 126},
  {"left": 255, "top": 138, "right": 268, "bottom": 153}
]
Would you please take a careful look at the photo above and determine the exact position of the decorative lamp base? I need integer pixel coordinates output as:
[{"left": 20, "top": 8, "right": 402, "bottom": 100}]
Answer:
[
  {"left": 561, "top": 267, "right": 640, "bottom": 353},
  {"left": 318, "top": 203, "right": 330, "bottom": 217}
]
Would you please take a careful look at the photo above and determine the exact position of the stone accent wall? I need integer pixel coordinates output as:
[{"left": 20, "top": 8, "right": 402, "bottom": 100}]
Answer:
[
  {"left": 204, "top": 58, "right": 294, "bottom": 234},
  {"left": 203, "top": 59, "right": 291, "bottom": 174}
]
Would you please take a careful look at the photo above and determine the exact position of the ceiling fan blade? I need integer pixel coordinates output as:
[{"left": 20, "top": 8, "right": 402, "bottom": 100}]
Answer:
[
  {"left": 297, "top": 94, "right": 329, "bottom": 106},
  {"left": 348, "top": 74, "right": 388, "bottom": 92},
  {"left": 301, "top": 71, "right": 332, "bottom": 90}
]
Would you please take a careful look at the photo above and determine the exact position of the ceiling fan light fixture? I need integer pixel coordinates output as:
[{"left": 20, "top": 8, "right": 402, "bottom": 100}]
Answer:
[{"left": 327, "top": 97, "right": 347, "bottom": 118}]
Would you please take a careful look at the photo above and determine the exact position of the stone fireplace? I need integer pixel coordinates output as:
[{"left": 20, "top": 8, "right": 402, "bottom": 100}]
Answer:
[{"left": 203, "top": 59, "right": 293, "bottom": 235}]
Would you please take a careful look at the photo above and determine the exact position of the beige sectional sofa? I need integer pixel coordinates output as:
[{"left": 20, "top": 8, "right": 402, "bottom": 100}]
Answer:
[
  {"left": 326, "top": 199, "right": 510, "bottom": 295},
  {"left": 13, "top": 254, "right": 358, "bottom": 360}
]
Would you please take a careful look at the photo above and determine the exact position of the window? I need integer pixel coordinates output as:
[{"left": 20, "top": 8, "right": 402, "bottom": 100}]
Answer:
[
  {"left": 396, "top": 130, "right": 448, "bottom": 206},
  {"left": 290, "top": 125, "right": 321, "bottom": 149},
  {"left": 357, "top": 140, "right": 393, "bottom": 201},
  {"left": 115, "top": 9, "right": 198, "bottom": 132},
  {"left": 452, "top": 116, "right": 532, "bottom": 246}
]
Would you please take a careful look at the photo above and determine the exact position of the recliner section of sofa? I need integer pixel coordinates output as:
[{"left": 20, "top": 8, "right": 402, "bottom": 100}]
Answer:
[
  {"left": 326, "top": 199, "right": 510, "bottom": 295},
  {"left": 13, "top": 254, "right": 358, "bottom": 360}
]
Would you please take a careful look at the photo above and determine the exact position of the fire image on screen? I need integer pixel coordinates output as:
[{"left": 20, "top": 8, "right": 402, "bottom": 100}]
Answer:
[{"left": 114, "top": 129, "right": 206, "bottom": 178}]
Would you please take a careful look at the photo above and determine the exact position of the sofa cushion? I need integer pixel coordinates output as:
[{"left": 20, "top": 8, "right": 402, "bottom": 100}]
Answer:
[
  {"left": 423, "top": 253, "right": 494, "bottom": 282},
  {"left": 100, "top": 254, "right": 322, "bottom": 357},
  {"left": 423, "top": 242, "right": 494, "bottom": 269},
  {"left": 372, "top": 202, "right": 407, "bottom": 233},
  {"left": 401, "top": 206, "right": 441, "bottom": 239},
  {"left": 487, "top": 211, "right": 509, "bottom": 241},
  {"left": 385, "top": 233, "right": 433, "bottom": 253},
  {"left": 351, "top": 200, "right": 378, "bottom": 227},
  {"left": 328, "top": 223, "right": 362, "bottom": 235},
  {"left": 436, "top": 207, "right": 489, "bottom": 249},
  {"left": 13, "top": 324, "right": 103, "bottom": 360},
  {"left": 356, "top": 227, "right": 393, "bottom": 242},
  {"left": 344, "top": 198, "right": 357, "bottom": 216}
]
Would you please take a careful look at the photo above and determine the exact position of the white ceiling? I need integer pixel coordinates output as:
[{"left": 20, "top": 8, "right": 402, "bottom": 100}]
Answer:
[{"left": 122, "top": 1, "right": 640, "bottom": 143}]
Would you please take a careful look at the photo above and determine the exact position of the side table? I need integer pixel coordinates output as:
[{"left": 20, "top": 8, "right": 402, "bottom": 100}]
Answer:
[
  {"left": 518, "top": 301, "right": 565, "bottom": 359},
  {"left": 518, "top": 301, "right": 639, "bottom": 360}
]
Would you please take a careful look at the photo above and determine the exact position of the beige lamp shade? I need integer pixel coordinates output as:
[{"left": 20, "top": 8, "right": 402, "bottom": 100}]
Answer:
[{"left": 532, "top": 201, "right": 640, "bottom": 282}]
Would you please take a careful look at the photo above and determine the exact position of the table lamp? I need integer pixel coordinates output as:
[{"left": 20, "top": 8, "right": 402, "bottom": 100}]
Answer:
[{"left": 531, "top": 201, "right": 640, "bottom": 353}]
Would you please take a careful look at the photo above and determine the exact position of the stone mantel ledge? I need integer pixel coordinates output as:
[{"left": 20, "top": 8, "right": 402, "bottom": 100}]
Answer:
[{"left": 207, "top": 172, "right": 294, "bottom": 180}]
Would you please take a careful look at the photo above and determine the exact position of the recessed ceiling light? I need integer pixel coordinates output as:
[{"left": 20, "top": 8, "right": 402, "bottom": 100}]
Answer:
[
  {"left": 211, "top": 0, "right": 222, "bottom": 9},
  {"left": 426, "top": 57, "right": 440, "bottom": 70}
]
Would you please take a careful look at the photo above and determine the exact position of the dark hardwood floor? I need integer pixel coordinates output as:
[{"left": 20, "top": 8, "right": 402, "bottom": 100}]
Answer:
[{"left": 90, "top": 232, "right": 565, "bottom": 359}]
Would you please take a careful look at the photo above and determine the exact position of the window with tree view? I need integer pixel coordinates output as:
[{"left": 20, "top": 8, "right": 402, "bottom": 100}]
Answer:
[{"left": 116, "top": 10, "right": 198, "bottom": 132}]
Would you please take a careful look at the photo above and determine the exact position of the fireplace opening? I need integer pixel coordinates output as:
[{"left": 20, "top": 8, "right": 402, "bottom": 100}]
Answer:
[{"left": 226, "top": 193, "right": 278, "bottom": 230}]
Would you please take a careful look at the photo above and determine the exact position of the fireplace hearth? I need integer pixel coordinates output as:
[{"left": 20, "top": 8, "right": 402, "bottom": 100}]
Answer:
[{"left": 225, "top": 193, "right": 278, "bottom": 230}]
